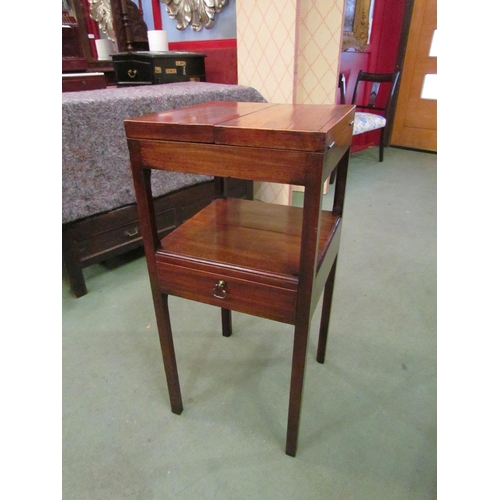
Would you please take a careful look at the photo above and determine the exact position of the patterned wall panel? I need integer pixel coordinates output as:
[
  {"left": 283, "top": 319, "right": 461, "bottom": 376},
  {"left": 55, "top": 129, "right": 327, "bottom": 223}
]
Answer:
[
  {"left": 236, "top": 0, "right": 345, "bottom": 204},
  {"left": 237, "top": 0, "right": 299, "bottom": 204},
  {"left": 296, "top": 0, "right": 345, "bottom": 105},
  {"left": 237, "top": 0, "right": 299, "bottom": 104}
]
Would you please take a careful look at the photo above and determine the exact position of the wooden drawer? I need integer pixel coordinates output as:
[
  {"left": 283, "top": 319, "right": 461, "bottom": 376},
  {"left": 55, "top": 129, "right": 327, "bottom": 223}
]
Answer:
[
  {"left": 113, "top": 59, "right": 154, "bottom": 86},
  {"left": 323, "top": 116, "right": 354, "bottom": 180},
  {"left": 77, "top": 206, "right": 177, "bottom": 261},
  {"left": 70, "top": 180, "right": 216, "bottom": 264},
  {"left": 62, "top": 72, "right": 107, "bottom": 93},
  {"left": 156, "top": 260, "right": 297, "bottom": 324}
]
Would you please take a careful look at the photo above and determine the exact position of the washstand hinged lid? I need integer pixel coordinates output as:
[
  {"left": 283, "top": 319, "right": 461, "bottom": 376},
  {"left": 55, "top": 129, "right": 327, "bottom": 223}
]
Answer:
[{"left": 124, "top": 101, "right": 355, "bottom": 151}]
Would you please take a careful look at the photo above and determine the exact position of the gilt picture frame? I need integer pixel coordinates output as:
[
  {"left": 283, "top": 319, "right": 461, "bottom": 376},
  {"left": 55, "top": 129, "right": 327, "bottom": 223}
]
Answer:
[{"left": 343, "top": 0, "right": 373, "bottom": 51}]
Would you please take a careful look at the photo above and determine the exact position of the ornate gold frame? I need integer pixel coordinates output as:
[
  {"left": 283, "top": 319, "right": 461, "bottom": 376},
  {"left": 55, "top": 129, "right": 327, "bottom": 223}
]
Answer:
[
  {"left": 89, "top": 0, "right": 116, "bottom": 41},
  {"left": 343, "top": 0, "right": 372, "bottom": 51},
  {"left": 162, "top": 0, "right": 228, "bottom": 31}
]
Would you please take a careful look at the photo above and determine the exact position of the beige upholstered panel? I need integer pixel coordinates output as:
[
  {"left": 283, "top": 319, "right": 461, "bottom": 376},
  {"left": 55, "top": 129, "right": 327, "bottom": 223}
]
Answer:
[{"left": 237, "top": 0, "right": 345, "bottom": 204}]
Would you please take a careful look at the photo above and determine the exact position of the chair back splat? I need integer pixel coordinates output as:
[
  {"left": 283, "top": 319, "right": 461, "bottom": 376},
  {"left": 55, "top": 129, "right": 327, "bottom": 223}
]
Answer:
[
  {"left": 347, "top": 70, "right": 400, "bottom": 162},
  {"left": 338, "top": 73, "right": 346, "bottom": 106}
]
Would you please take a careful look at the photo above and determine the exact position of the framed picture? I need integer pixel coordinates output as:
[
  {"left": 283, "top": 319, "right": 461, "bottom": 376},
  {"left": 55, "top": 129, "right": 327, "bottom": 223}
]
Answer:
[{"left": 343, "top": 0, "right": 373, "bottom": 51}]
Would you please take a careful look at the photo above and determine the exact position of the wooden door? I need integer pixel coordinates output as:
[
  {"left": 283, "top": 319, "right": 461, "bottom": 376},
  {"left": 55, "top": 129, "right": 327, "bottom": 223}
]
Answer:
[{"left": 391, "top": 0, "right": 436, "bottom": 151}]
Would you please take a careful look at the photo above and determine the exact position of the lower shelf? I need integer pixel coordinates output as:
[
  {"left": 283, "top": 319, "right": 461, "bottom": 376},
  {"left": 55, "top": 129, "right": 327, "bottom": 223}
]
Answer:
[{"left": 155, "top": 198, "right": 341, "bottom": 323}]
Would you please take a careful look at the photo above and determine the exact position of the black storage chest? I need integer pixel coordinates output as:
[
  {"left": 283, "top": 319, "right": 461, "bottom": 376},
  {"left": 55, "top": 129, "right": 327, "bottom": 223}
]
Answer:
[{"left": 112, "top": 51, "right": 206, "bottom": 87}]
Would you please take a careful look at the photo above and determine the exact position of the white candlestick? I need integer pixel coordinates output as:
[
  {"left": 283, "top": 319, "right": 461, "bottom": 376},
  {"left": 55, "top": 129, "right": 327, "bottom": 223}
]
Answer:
[{"left": 148, "top": 30, "right": 169, "bottom": 52}]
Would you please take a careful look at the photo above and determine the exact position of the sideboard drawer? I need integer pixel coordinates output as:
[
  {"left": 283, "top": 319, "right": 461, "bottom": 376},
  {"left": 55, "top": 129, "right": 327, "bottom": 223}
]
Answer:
[
  {"left": 77, "top": 207, "right": 177, "bottom": 260},
  {"left": 70, "top": 180, "right": 216, "bottom": 265},
  {"left": 62, "top": 72, "right": 107, "bottom": 92}
]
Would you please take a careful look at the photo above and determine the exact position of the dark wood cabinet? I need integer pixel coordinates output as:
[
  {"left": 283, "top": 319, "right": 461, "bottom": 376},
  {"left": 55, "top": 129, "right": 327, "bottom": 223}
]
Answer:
[
  {"left": 62, "top": 9, "right": 87, "bottom": 72},
  {"left": 62, "top": 0, "right": 151, "bottom": 89},
  {"left": 63, "top": 177, "right": 252, "bottom": 297}
]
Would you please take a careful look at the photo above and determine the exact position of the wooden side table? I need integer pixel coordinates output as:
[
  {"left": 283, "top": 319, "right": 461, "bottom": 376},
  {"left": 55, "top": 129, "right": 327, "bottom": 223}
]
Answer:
[{"left": 125, "top": 101, "right": 355, "bottom": 456}]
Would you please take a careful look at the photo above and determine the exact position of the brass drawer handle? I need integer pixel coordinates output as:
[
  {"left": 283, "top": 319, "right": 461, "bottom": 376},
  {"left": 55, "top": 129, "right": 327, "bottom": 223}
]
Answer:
[
  {"left": 125, "top": 227, "right": 139, "bottom": 237},
  {"left": 213, "top": 280, "right": 227, "bottom": 299},
  {"left": 127, "top": 69, "right": 138, "bottom": 79}
]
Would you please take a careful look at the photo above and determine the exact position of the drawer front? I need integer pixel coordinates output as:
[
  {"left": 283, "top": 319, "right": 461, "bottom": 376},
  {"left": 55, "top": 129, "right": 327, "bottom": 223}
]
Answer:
[
  {"left": 323, "top": 118, "right": 354, "bottom": 181},
  {"left": 69, "top": 181, "right": 216, "bottom": 264},
  {"left": 114, "top": 60, "right": 154, "bottom": 85},
  {"left": 62, "top": 74, "right": 107, "bottom": 93},
  {"left": 77, "top": 208, "right": 176, "bottom": 261},
  {"left": 326, "top": 109, "right": 355, "bottom": 159},
  {"left": 156, "top": 261, "right": 297, "bottom": 325}
]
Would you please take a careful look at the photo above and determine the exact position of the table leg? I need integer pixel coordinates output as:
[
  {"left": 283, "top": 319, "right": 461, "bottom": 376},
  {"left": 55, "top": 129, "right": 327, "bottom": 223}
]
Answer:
[
  {"left": 221, "top": 308, "right": 232, "bottom": 337},
  {"left": 154, "top": 292, "right": 183, "bottom": 415},
  {"left": 286, "top": 323, "right": 309, "bottom": 457},
  {"left": 317, "top": 257, "right": 338, "bottom": 363}
]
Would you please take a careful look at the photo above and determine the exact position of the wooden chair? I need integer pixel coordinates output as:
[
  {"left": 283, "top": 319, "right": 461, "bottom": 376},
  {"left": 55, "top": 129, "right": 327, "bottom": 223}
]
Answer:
[
  {"left": 338, "top": 72, "right": 346, "bottom": 106},
  {"left": 124, "top": 101, "right": 355, "bottom": 457},
  {"left": 341, "top": 70, "right": 400, "bottom": 162}
]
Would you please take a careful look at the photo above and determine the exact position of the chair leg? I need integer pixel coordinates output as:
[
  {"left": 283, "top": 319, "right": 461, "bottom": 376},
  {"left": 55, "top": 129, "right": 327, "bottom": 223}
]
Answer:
[
  {"left": 329, "top": 167, "right": 337, "bottom": 186},
  {"left": 379, "top": 128, "right": 385, "bottom": 162},
  {"left": 286, "top": 323, "right": 309, "bottom": 457},
  {"left": 154, "top": 292, "right": 183, "bottom": 415},
  {"left": 317, "top": 258, "right": 338, "bottom": 364},
  {"left": 221, "top": 308, "right": 232, "bottom": 337}
]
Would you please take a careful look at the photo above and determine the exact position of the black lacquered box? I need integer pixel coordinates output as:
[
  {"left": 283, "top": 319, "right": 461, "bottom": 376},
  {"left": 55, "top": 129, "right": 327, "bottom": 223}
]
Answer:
[{"left": 112, "top": 51, "right": 206, "bottom": 87}]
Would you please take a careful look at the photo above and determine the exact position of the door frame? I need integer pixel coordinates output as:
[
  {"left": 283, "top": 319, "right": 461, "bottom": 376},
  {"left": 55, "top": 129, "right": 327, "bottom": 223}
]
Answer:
[{"left": 385, "top": 0, "right": 416, "bottom": 146}]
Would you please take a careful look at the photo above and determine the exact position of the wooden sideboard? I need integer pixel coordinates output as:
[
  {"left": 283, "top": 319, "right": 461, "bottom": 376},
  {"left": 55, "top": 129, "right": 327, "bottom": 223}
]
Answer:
[{"left": 62, "top": 82, "right": 267, "bottom": 297}]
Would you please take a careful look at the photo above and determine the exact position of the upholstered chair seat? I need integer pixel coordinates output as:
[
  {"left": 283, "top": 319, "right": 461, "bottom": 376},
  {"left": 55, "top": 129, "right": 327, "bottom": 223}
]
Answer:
[{"left": 353, "top": 112, "right": 387, "bottom": 135}]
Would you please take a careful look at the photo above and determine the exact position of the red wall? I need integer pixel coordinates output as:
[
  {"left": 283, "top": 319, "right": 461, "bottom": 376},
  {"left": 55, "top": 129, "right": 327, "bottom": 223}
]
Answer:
[
  {"left": 169, "top": 39, "right": 238, "bottom": 85},
  {"left": 340, "top": 0, "right": 406, "bottom": 153}
]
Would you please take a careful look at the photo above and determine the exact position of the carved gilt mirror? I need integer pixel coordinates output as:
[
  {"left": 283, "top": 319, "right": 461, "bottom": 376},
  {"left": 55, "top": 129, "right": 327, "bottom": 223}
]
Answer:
[
  {"left": 343, "top": 0, "right": 374, "bottom": 51},
  {"left": 63, "top": 0, "right": 148, "bottom": 65},
  {"left": 161, "top": 0, "right": 228, "bottom": 32}
]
